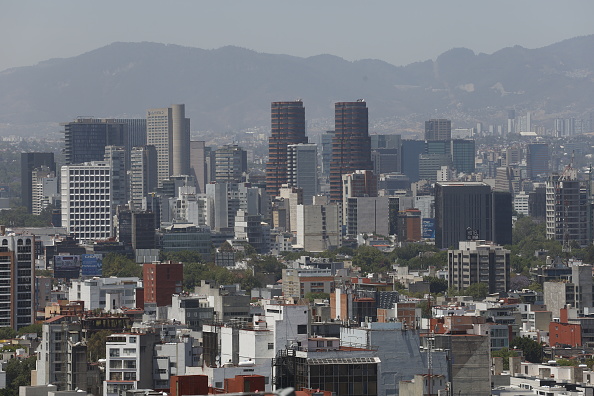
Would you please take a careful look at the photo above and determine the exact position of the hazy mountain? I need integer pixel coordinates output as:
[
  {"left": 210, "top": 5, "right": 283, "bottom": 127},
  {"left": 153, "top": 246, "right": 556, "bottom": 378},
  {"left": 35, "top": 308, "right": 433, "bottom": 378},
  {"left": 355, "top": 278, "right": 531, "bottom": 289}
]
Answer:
[{"left": 1, "top": 36, "right": 594, "bottom": 132}]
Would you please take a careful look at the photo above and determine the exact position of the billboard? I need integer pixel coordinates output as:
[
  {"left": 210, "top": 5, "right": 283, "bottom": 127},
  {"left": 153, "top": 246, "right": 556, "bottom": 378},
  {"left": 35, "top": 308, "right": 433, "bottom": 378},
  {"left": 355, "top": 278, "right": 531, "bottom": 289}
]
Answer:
[
  {"left": 422, "top": 218, "right": 435, "bottom": 239},
  {"left": 54, "top": 255, "right": 81, "bottom": 279},
  {"left": 81, "top": 254, "right": 103, "bottom": 277}
]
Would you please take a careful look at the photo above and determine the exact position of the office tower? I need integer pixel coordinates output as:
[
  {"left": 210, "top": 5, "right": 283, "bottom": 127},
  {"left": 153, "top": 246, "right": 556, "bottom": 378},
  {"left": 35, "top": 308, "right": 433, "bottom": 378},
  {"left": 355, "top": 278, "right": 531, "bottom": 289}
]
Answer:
[
  {"left": 341, "top": 169, "right": 377, "bottom": 221},
  {"left": 129, "top": 146, "right": 158, "bottom": 210},
  {"left": 425, "top": 119, "right": 451, "bottom": 141},
  {"left": 31, "top": 166, "right": 59, "bottom": 215},
  {"left": 346, "top": 196, "right": 390, "bottom": 237},
  {"left": 215, "top": 144, "right": 247, "bottom": 183},
  {"left": 62, "top": 118, "right": 127, "bottom": 165},
  {"left": 0, "top": 232, "right": 35, "bottom": 329},
  {"left": 526, "top": 143, "right": 549, "bottom": 179},
  {"left": 529, "top": 186, "right": 547, "bottom": 220},
  {"left": 546, "top": 169, "right": 589, "bottom": 247},
  {"left": 296, "top": 203, "right": 341, "bottom": 252},
  {"left": 371, "top": 134, "right": 401, "bottom": 174},
  {"left": 419, "top": 154, "right": 452, "bottom": 182},
  {"left": 330, "top": 100, "right": 372, "bottom": 202},
  {"left": 278, "top": 186, "right": 303, "bottom": 233},
  {"left": 434, "top": 182, "right": 512, "bottom": 249},
  {"left": 190, "top": 141, "right": 207, "bottom": 193},
  {"left": 448, "top": 240, "right": 511, "bottom": 294},
  {"left": 287, "top": 143, "right": 318, "bottom": 204},
  {"left": 205, "top": 182, "right": 263, "bottom": 231},
  {"left": 266, "top": 100, "right": 307, "bottom": 197},
  {"left": 21, "top": 152, "right": 55, "bottom": 213},
  {"left": 318, "top": 131, "right": 334, "bottom": 181},
  {"left": 234, "top": 209, "right": 270, "bottom": 254},
  {"left": 146, "top": 104, "right": 190, "bottom": 186},
  {"left": 505, "top": 112, "right": 515, "bottom": 132},
  {"left": 61, "top": 161, "right": 112, "bottom": 242},
  {"left": 109, "top": 118, "right": 147, "bottom": 149},
  {"left": 104, "top": 146, "right": 127, "bottom": 207},
  {"left": 400, "top": 140, "right": 425, "bottom": 183},
  {"left": 143, "top": 261, "right": 183, "bottom": 307},
  {"left": 451, "top": 139, "right": 475, "bottom": 174}
]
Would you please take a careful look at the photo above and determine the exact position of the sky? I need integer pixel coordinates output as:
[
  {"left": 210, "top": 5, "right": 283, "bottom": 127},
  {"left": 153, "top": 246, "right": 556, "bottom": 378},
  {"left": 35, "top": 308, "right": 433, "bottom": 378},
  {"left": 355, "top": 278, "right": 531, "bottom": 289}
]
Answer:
[{"left": 2, "top": 0, "right": 594, "bottom": 72}]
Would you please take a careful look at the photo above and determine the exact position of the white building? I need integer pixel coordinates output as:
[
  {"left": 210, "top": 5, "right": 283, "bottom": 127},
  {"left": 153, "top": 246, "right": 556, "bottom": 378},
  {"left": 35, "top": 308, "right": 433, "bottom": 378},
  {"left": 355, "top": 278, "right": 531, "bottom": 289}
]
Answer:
[
  {"left": 513, "top": 191, "right": 530, "bottom": 216},
  {"left": 68, "top": 277, "right": 141, "bottom": 312},
  {"left": 31, "top": 166, "right": 59, "bottom": 215},
  {"left": 61, "top": 161, "right": 112, "bottom": 242},
  {"left": 296, "top": 203, "right": 341, "bottom": 252}
]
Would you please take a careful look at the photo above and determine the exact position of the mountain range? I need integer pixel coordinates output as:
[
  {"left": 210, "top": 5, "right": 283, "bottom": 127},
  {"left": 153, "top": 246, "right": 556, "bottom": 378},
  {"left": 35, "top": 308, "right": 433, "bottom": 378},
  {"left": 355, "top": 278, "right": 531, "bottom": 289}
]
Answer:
[{"left": 1, "top": 36, "right": 594, "bottom": 133}]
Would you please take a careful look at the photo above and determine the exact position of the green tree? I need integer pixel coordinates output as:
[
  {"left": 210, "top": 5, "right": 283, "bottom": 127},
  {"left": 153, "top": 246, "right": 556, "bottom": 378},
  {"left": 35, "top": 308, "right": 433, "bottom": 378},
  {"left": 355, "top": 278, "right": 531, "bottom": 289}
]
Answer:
[
  {"left": 465, "top": 283, "right": 489, "bottom": 300},
  {"left": 17, "top": 323, "right": 42, "bottom": 337},
  {"left": 102, "top": 253, "right": 142, "bottom": 278},
  {"left": 0, "top": 327, "right": 17, "bottom": 340},
  {"left": 353, "top": 245, "right": 391, "bottom": 273},
  {"left": 4, "top": 355, "right": 36, "bottom": 395},
  {"left": 511, "top": 336, "right": 543, "bottom": 363},
  {"left": 424, "top": 276, "right": 449, "bottom": 294},
  {"left": 87, "top": 330, "right": 112, "bottom": 363},
  {"left": 183, "top": 261, "right": 207, "bottom": 291},
  {"left": 161, "top": 250, "right": 203, "bottom": 264},
  {"left": 417, "top": 300, "right": 432, "bottom": 319},
  {"left": 305, "top": 292, "right": 330, "bottom": 301}
]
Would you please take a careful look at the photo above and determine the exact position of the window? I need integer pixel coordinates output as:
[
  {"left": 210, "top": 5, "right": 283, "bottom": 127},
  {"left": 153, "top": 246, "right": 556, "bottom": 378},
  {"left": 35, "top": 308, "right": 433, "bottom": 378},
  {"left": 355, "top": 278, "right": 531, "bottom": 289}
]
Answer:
[
  {"left": 109, "top": 348, "right": 120, "bottom": 357},
  {"left": 268, "top": 343, "right": 274, "bottom": 350},
  {"left": 297, "top": 325, "right": 307, "bottom": 334}
]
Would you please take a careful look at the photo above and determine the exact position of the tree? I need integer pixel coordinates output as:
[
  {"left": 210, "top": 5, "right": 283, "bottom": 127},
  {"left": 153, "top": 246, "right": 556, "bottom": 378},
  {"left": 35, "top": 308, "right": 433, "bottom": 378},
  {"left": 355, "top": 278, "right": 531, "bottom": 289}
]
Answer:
[
  {"left": 305, "top": 292, "right": 330, "bottom": 301},
  {"left": 353, "top": 245, "right": 391, "bottom": 273},
  {"left": 102, "top": 253, "right": 142, "bottom": 278},
  {"left": 0, "top": 327, "right": 17, "bottom": 340},
  {"left": 510, "top": 275, "right": 530, "bottom": 291},
  {"left": 511, "top": 336, "right": 543, "bottom": 363},
  {"left": 424, "top": 276, "right": 449, "bottom": 294},
  {"left": 87, "top": 330, "right": 112, "bottom": 363},
  {"left": 417, "top": 300, "right": 432, "bottom": 319},
  {"left": 465, "top": 283, "right": 489, "bottom": 300},
  {"left": 17, "top": 323, "right": 42, "bottom": 337},
  {"left": 161, "top": 250, "right": 203, "bottom": 264},
  {"left": 4, "top": 355, "right": 36, "bottom": 396}
]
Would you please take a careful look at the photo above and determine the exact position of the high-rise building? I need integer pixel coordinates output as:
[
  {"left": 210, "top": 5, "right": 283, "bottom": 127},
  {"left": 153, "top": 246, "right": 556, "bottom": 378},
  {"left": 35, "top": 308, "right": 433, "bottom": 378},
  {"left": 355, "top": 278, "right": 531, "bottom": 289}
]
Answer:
[
  {"left": 129, "top": 146, "right": 158, "bottom": 210},
  {"left": 434, "top": 182, "right": 512, "bottom": 249},
  {"left": 266, "top": 101, "right": 307, "bottom": 197},
  {"left": 296, "top": 202, "right": 341, "bottom": 252},
  {"left": 108, "top": 118, "right": 147, "bottom": 150},
  {"left": 526, "top": 143, "right": 550, "bottom": 179},
  {"left": 318, "top": 131, "right": 334, "bottom": 181},
  {"left": 146, "top": 104, "right": 190, "bottom": 186},
  {"left": 0, "top": 232, "right": 35, "bottom": 329},
  {"left": 214, "top": 144, "right": 247, "bottom": 183},
  {"left": 104, "top": 146, "right": 127, "bottom": 207},
  {"left": 330, "top": 100, "right": 372, "bottom": 202},
  {"left": 451, "top": 139, "right": 475, "bottom": 174},
  {"left": 62, "top": 118, "right": 127, "bottom": 165},
  {"left": 346, "top": 196, "right": 390, "bottom": 237},
  {"left": 341, "top": 169, "right": 377, "bottom": 222},
  {"left": 61, "top": 161, "right": 112, "bottom": 242},
  {"left": 189, "top": 141, "right": 207, "bottom": 193},
  {"left": 371, "top": 134, "right": 401, "bottom": 175},
  {"left": 400, "top": 140, "right": 425, "bottom": 183},
  {"left": 31, "top": 166, "right": 59, "bottom": 215},
  {"left": 425, "top": 119, "right": 451, "bottom": 141},
  {"left": 21, "top": 152, "right": 55, "bottom": 213},
  {"left": 448, "top": 240, "right": 511, "bottom": 294},
  {"left": 287, "top": 143, "right": 318, "bottom": 204},
  {"left": 546, "top": 169, "right": 589, "bottom": 247}
]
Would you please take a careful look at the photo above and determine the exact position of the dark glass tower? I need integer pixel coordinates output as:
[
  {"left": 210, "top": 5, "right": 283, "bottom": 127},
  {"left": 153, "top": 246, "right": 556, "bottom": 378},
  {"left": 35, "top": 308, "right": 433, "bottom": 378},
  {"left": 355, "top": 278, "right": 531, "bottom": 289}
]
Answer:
[
  {"left": 425, "top": 119, "right": 452, "bottom": 141},
  {"left": 330, "top": 101, "right": 372, "bottom": 202},
  {"left": 62, "top": 118, "right": 127, "bottom": 165},
  {"left": 266, "top": 101, "right": 307, "bottom": 197}
]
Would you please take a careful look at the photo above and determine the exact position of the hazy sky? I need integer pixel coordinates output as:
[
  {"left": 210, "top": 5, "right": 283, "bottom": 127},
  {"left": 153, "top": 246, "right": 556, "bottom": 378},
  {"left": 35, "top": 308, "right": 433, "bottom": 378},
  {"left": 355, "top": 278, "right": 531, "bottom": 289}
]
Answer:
[{"left": 2, "top": 0, "right": 594, "bottom": 72}]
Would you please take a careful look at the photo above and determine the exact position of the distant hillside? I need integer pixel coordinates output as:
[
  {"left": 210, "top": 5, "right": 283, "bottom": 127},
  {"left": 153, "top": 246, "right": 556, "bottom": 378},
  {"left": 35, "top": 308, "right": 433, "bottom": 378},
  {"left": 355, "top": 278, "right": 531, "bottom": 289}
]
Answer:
[{"left": 1, "top": 36, "right": 594, "bottom": 132}]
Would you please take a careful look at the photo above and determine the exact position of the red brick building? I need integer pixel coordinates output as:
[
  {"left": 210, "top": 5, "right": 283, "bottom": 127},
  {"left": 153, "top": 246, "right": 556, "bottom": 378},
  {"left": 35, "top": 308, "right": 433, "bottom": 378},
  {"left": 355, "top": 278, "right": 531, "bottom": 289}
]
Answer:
[
  {"left": 143, "top": 261, "right": 183, "bottom": 307},
  {"left": 549, "top": 308, "right": 582, "bottom": 347}
]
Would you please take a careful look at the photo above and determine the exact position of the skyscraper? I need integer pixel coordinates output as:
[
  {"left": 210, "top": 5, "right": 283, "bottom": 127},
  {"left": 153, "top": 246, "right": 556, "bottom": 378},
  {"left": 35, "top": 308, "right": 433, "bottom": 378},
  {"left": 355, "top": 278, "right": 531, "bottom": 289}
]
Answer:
[
  {"left": 266, "top": 101, "right": 307, "bottom": 197},
  {"left": 330, "top": 100, "right": 372, "bottom": 202},
  {"left": 287, "top": 143, "right": 318, "bottom": 204},
  {"left": 0, "top": 232, "right": 35, "bottom": 329},
  {"left": 146, "top": 104, "right": 190, "bottom": 186},
  {"left": 129, "top": 146, "right": 158, "bottom": 210},
  {"left": 21, "top": 152, "right": 55, "bottom": 213},
  {"left": 526, "top": 143, "right": 550, "bottom": 179},
  {"left": 425, "top": 119, "right": 452, "bottom": 141},
  {"left": 451, "top": 139, "right": 476, "bottom": 174},
  {"left": 104, "top": 146, "right": 127, "bottom": 207},
  {"left": 61, "top": 161, "right": 113, "bottom": 242},
  {"left": 215, "top": 144, "right": 247, "bottom": 183},
  {"left": 190, "top": 141, "right": 207, "bottom": 193},
  {"left": 434, "top": 182, "right": 512, "bottom": 249},
  {"left": 62, "top": 118, "right": 127, "bottom": 165}
]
